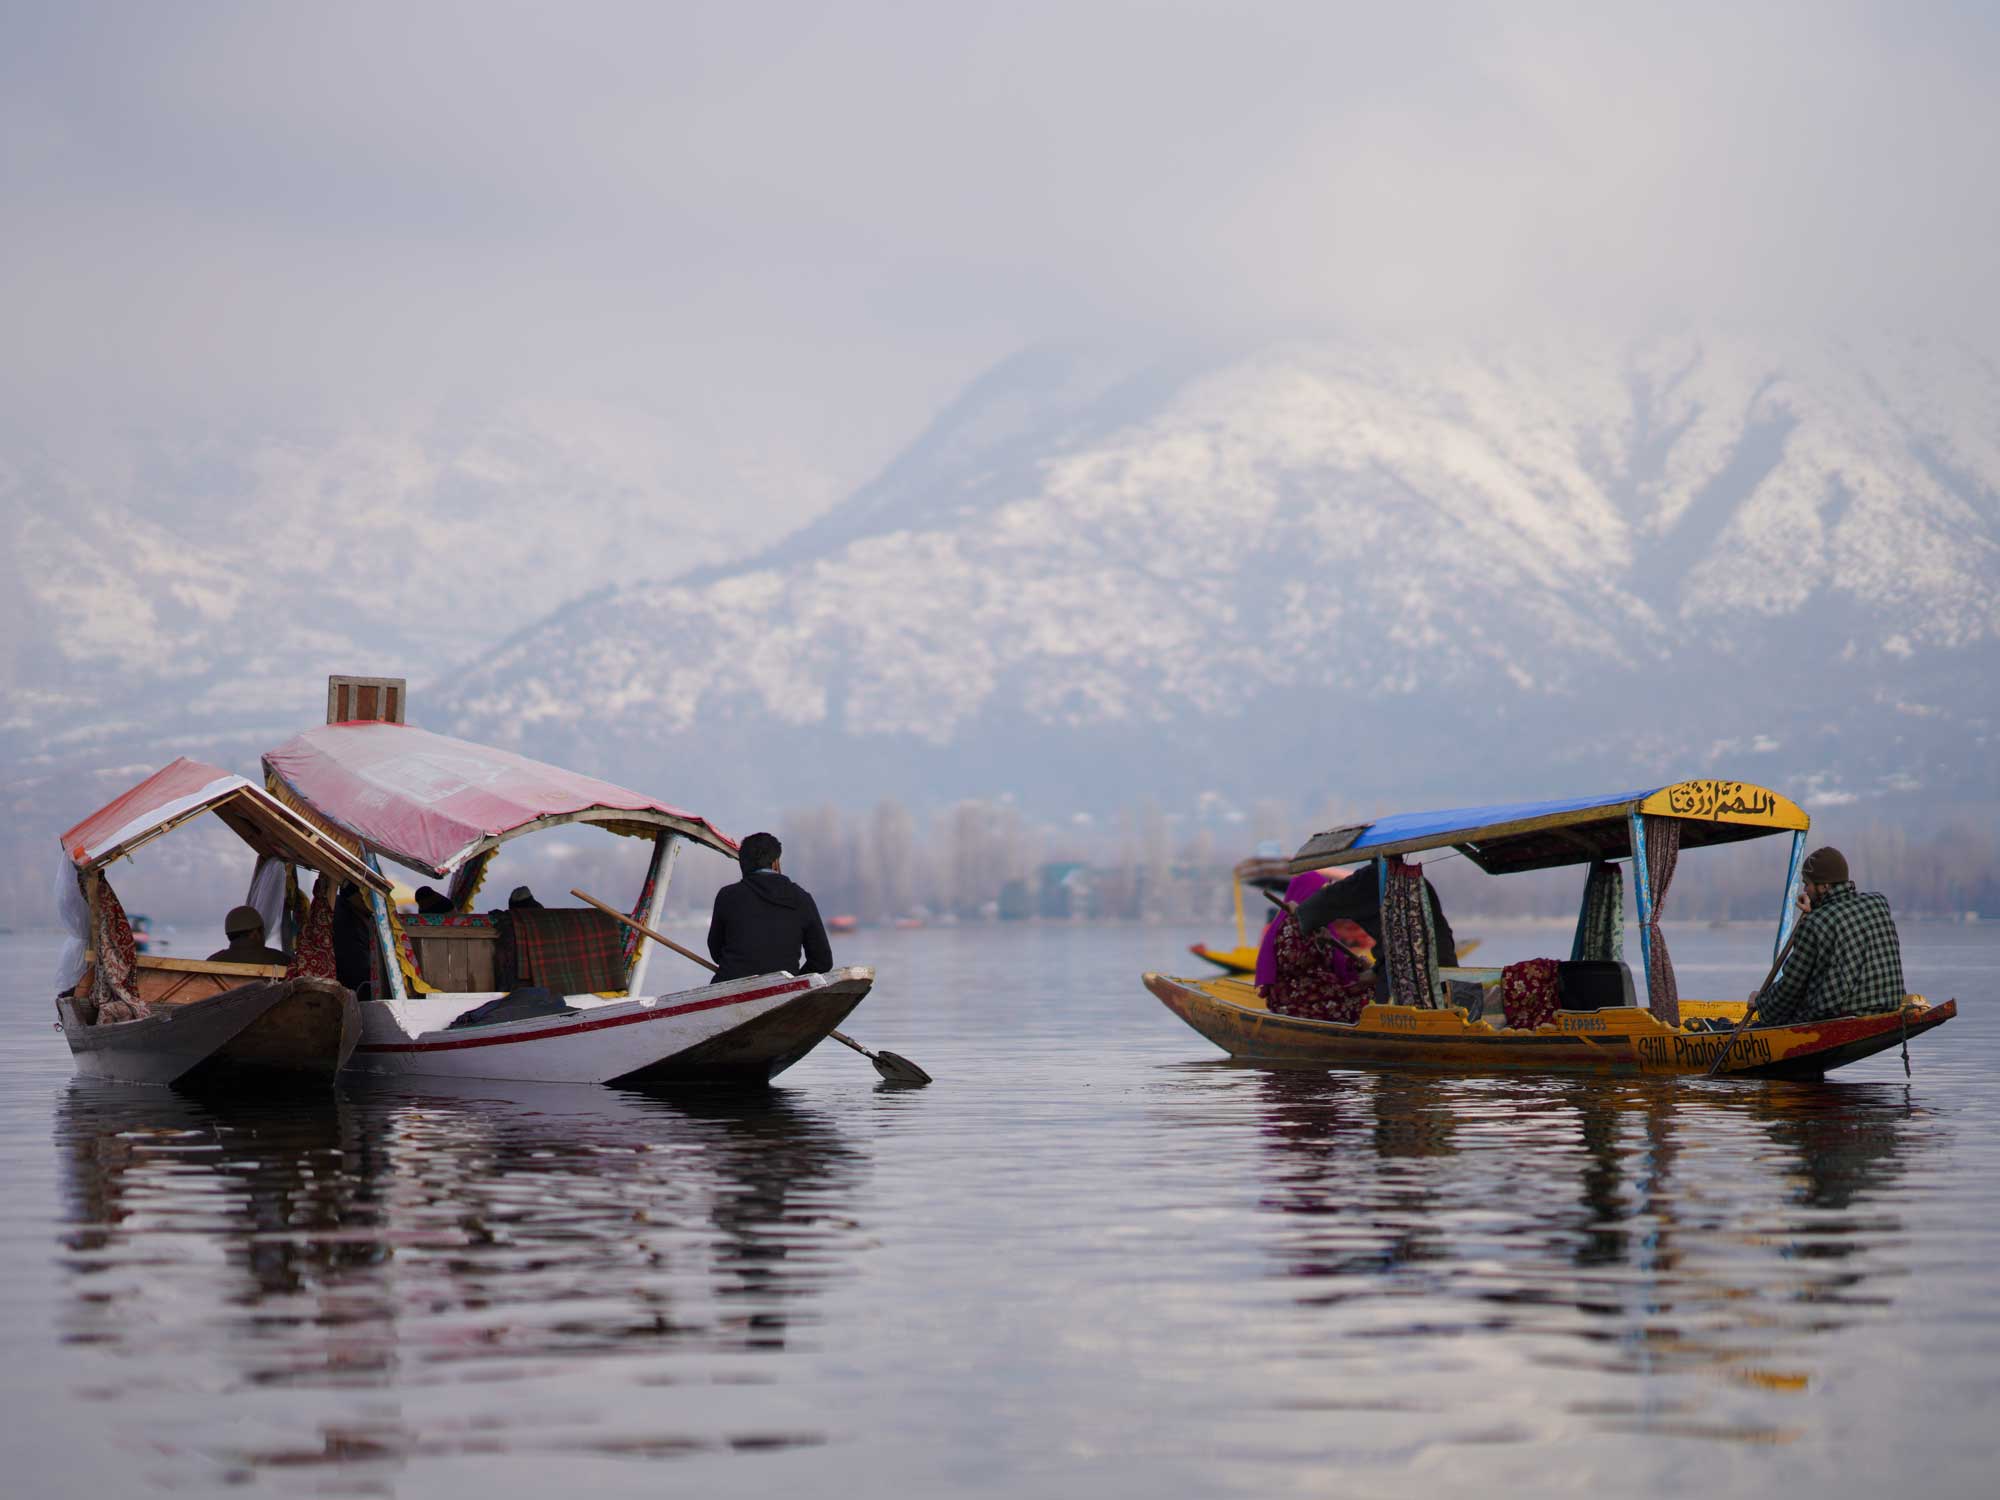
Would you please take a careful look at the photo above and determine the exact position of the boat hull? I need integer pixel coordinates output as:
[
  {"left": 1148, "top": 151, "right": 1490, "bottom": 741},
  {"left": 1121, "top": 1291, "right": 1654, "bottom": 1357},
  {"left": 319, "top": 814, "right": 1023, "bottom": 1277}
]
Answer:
[
  {"left": 1144, "top": 972, "right": 1955, "bottom": 1079},
  {"left": 346, "top": 966, "right": 874, "bottom": 1085},
  {"left": 58, "top": 978, "right": 361, "bottom": 1090}
]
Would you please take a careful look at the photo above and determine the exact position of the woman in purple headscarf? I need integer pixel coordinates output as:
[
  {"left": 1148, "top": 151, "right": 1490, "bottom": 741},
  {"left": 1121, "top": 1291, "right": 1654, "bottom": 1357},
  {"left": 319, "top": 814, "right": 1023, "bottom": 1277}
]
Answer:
[{"left": 1258, "top": 871, "right": 1374, "bottom": 1024}]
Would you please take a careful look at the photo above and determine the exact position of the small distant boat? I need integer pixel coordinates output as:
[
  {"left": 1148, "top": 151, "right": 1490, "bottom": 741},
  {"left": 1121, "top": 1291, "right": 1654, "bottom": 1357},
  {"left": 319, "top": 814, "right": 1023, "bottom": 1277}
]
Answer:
[
  {"left": 55, "top": 759, "right": 385, "bottom": 1089},
  {"left": 261, "top": 699, "right": 873, "bottom": 1086},
  {"left": 1149, "top": 780, "right": 1954, "bottom": 1079},
  {"left": 827, "top": 914, "right": 860, "bottom": 934}
]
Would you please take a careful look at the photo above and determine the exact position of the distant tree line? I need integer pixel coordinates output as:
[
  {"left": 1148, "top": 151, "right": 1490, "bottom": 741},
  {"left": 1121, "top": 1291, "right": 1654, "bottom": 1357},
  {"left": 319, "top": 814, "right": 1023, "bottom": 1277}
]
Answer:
[
  {"left": 11, "top": 794, "right": 1998, "bottom": 936},
  {"left": 672, "top": 800, "right": 2000, "bottom": 927}
]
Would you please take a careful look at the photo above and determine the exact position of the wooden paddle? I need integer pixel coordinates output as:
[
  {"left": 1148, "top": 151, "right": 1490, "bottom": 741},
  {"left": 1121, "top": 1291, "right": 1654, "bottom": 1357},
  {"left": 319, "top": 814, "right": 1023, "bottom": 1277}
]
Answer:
[
  {"left": 1704, "top": 925, "right": 1803, "bottom": 1077},
  {"left": 570, "top": 889, "right": 932, "bottom": 1084}
]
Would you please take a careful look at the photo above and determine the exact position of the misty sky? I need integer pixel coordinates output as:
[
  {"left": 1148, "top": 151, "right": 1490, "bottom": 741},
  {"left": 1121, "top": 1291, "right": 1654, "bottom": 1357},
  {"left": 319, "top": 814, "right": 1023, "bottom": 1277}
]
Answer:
[{"left": 5, "top": 0, "right": 1998, "bottom": 494}]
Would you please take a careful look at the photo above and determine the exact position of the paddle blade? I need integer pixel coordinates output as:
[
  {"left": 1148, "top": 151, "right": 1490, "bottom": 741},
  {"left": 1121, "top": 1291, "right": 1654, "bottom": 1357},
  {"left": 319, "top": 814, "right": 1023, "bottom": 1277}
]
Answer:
[{"left": 871, "top": 1049, "right": 932, "bottom": 1085}]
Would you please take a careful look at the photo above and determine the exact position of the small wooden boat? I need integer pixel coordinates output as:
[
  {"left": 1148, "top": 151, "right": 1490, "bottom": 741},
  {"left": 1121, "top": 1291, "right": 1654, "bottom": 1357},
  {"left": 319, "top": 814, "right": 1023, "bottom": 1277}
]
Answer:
[
  {"left": 55, "top": 760, "right": 387, "bottom": 1088},
  {"left": 1145, "top": 973, "right": 1955, "bottom": 1079},
  {"left": 1148, "top": 780, "right": 1955, "bottom": 1079},
  {"left": 260, "top": 686, "right": 874, "bottom": 1086}
]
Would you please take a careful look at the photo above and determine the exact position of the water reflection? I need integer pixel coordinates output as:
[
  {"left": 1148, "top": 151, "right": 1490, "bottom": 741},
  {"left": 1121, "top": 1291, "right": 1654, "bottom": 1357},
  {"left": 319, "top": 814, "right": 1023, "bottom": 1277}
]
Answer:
[
  {"left": 52, "top": 1080, "right": 869, "bottom": 1481},
  {"left": 1245, "top": 1068, "right": 1924, "bottom": 1436}
]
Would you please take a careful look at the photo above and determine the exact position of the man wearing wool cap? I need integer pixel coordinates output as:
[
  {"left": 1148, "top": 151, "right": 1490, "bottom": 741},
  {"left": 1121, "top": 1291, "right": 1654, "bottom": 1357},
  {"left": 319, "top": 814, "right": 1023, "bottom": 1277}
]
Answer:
[
  {"left": 1753, "top": 846, "right": 1907, "bottom": 1026},
  {"left": 206, "top": 905, "right": 289, "bottom": 966}
]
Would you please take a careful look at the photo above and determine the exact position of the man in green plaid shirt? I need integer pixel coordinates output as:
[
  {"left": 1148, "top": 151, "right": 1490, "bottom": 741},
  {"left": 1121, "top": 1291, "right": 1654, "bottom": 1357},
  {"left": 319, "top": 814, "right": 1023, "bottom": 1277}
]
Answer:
[{"left": 1756, "top": 846, "right": 1906, "bottom": 1026}]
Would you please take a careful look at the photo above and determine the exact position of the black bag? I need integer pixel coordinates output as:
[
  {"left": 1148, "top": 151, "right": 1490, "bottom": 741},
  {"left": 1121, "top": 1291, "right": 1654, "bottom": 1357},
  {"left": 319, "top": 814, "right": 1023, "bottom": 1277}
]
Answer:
[
  {"left": 1558, "top": 960, "right": 1635, "bottom": 1010},
  {"left": 446, "top": 986, "right": 577, "bottom": 1030}
]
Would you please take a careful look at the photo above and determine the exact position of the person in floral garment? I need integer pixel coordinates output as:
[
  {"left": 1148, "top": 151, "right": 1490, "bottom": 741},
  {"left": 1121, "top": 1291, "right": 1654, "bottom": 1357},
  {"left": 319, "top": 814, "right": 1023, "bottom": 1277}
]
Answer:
[{"left": 1259, "top": 875, "right": 1375, "bottom": 1024}]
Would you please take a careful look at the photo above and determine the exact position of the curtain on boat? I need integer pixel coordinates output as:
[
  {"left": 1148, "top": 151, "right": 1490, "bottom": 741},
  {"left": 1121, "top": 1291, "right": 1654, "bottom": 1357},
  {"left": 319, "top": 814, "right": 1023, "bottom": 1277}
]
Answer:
[
  {"left": 246, "top": 854, "right": 287, "bottom": 952},
  {"left": 448, "top": 849, "right": 495, "bottom": 912},
  {"left": 1381, "top": 856, "right": 1442, "bottom": 1008},
  {"left": 54, "top": 851, "right": 92, "bottom": 995},
  {"left": 1641, "top": 815, "right": 1682, "bottom": 1028},
  {"left": 624, "top": 864, "right": 658, "bottom": 967},
  {"left": 1570, "top": 861, "right": 1624, "bottom": 963},
  {"left": 91, "top": 874, "right": 144, "bottom": 1021},
  {"left": 286, "top": 875, "right": 338, "bottom": 981}
]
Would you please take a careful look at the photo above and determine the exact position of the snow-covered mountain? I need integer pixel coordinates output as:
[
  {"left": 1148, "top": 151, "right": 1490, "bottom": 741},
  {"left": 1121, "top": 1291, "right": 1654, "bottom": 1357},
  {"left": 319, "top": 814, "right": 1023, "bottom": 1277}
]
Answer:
[
  {"left": 9, "top": 333, "right": 1997, "bottom": 924},
  {"left": 431, "top": 334, "right": 2000, "bottom": 821},
  {"left": 1, "top": 398, "right": 836, "bottom": 756},
  {"left": 0, "top": 398, "right": 842, "bottom": 915}
]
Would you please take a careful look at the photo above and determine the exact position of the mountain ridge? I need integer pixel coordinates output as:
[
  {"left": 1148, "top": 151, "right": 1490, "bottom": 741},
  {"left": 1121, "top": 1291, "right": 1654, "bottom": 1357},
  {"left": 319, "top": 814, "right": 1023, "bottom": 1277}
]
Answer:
[{"left": 433, "top": 333, "right": 2000, "bottom": 821}]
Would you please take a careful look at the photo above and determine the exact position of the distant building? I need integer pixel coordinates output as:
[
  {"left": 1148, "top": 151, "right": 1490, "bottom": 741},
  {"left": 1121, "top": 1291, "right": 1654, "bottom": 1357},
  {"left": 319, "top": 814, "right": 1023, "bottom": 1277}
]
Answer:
[
  {"left": 998, "top": 879, "right": 1033, "bottom": 921},
  {"left": 1038, "top": 862, "right": 1093, "bottom": 920}
]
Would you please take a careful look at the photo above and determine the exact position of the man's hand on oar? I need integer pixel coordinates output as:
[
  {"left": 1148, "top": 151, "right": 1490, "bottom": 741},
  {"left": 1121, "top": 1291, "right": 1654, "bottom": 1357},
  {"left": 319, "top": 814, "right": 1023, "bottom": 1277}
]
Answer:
[
  {"left": 1705, "top": 926, "right": 1803, "bottom": 1077},
  {"left": 571, "top": 888, "right": 932, "bottom": 1085}
]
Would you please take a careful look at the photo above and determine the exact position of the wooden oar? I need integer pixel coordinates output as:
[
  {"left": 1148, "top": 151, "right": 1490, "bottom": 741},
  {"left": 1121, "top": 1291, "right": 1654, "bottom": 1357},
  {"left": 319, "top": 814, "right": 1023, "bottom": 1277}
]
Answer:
[
  {"left": 1705, "top": 926, "right": 1803, "bottom": 1077},
  {"left": 1264, "top": 888, "right": 1365, "bottom": 965},
  {"left": 570, "top": 889, "right": 932, "bottom": 1084}
]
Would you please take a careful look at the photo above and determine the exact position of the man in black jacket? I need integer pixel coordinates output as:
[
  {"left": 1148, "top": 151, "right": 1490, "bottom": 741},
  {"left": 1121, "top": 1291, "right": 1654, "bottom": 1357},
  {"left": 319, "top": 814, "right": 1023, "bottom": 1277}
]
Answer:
[{"left": 706, "top": 832, "right": 834, "bottom": 983}]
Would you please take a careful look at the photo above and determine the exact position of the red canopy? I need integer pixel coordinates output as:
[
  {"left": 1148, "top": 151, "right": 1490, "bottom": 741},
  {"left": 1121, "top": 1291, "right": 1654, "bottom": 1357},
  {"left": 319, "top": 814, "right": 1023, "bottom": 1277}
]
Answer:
[
  {"left": 262, "top": 722, "right": 737, "bottom": 879},
  {"left": 61, "top": 756, "right": 387, "bottom": 887}
]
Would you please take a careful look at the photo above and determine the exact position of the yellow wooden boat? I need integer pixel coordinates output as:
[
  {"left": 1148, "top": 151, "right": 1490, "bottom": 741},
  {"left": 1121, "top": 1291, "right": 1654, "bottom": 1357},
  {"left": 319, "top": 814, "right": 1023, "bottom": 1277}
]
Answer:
[{"left": 1148, "top": 780, "right": 1954, "bottom": 1079}]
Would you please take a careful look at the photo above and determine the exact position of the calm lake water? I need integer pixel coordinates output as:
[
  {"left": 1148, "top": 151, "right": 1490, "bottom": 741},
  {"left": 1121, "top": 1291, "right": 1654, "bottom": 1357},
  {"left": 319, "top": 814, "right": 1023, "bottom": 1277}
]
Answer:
[{"left": 1, "top": 922, "right": 1994, "bottom": 1498}]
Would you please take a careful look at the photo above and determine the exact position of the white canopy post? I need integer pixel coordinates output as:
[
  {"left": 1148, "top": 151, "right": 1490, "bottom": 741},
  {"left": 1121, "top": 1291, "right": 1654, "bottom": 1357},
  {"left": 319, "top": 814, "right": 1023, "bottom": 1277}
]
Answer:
[
  {"left": 624, "top": 832, "right": 683, "bottom": 997},
  {"left": 1775, "top": 829, "right": 1808, "bottom": 959},
  {"left": 364, "top": 852, "right": 407, "bottom": 1001}
]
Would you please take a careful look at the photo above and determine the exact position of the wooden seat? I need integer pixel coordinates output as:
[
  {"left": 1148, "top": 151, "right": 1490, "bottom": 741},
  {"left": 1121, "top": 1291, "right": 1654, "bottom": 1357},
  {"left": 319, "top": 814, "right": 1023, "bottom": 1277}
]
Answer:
[
  {"left": 132, "top": 954, "right": 287, "bottom": 1007},
  {"left": 398, "top": 918, "right": 500, "bottom": 993}
]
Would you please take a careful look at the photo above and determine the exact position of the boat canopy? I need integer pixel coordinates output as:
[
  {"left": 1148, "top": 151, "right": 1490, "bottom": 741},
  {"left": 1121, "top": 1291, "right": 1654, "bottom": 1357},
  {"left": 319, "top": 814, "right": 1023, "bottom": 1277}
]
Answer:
[
  {"left": 61, "top": 757, "right": 390, "bottom": 891},
  {"left": 261, "top": 722, "right": 738, "bottom": 880},
  {"left": 1294, "top": 780, "right": 1808, "bottom": 876}
]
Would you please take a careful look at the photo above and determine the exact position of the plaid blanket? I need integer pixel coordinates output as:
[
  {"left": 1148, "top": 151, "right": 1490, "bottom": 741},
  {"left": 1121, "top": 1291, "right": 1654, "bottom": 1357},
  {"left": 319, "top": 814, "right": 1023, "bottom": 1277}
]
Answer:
[{"left": 500, "top": 909, "right": 628, "bottom": 996}]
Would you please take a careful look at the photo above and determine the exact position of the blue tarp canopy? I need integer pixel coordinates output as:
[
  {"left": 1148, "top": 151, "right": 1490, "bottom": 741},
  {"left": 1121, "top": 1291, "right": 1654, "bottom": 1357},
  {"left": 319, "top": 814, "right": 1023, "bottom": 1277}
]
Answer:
[{"left": 1294, "top": 781, "right": 1807, "bottom": 876}]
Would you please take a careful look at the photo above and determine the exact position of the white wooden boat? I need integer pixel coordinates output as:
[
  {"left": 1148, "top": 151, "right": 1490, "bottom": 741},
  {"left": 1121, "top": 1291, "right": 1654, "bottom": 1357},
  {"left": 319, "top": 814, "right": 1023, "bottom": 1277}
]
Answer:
[
  {"left": 260, "top": 711, "right": 874, "bottom": 1085},
  {"left": 55, "top": 760, "right": 388, "bottom": 1089}
]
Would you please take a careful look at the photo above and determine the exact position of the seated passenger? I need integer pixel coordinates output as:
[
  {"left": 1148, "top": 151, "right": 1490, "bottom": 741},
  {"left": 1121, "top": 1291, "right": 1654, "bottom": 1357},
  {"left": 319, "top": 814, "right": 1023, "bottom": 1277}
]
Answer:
[
  {"left": 414, "top": 885, "right": 454, "bottom": 914},
  {"left": 332, "top": 883, "right": 375, "bottom": 996},
  {"left": 207, "top": 905, "right": 289, "bottom": 966},
  {"left": 1253, "top": 871, "right": 1329, "bottom": 990},
  {"left": 1260, "top": 874, "right": 1374, "bottom": 1024},
  {"left": 707, "top": 832, "right": 833, "bottom": 983},
  {"left": 1294, "top": 860, "right": 1458, "bottom": 998},
  {"left": 1754, "top": 847, "right": 1905, "bottom": 1026}
]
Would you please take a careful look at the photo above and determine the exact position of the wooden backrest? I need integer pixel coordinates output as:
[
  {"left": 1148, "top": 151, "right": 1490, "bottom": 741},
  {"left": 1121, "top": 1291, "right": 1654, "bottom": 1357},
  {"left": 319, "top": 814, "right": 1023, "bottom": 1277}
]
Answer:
[
  {"left": 400, "top": 921, "right": 499, "bottom": 993},
  {"left": 132, "top": 953, "right": 286, "bottom": 1007}
]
